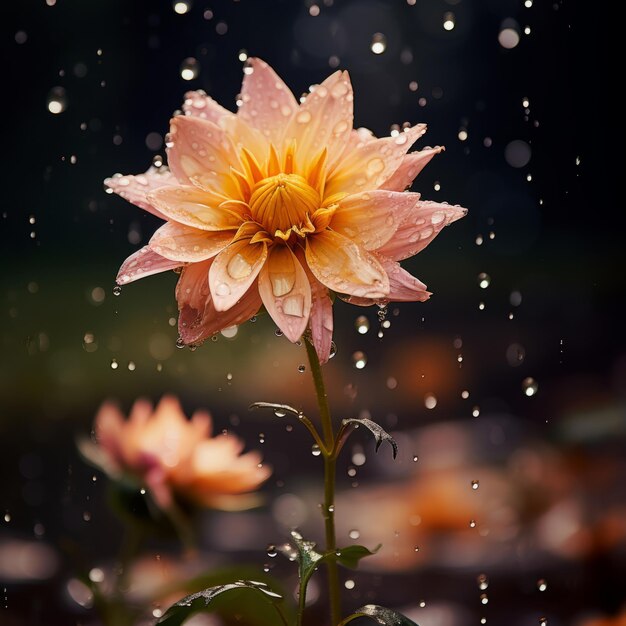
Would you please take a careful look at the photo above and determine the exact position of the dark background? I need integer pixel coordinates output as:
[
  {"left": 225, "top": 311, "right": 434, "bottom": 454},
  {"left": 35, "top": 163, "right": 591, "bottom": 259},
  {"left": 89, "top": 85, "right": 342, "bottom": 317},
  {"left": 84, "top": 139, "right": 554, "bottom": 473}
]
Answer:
[{"left": 1, "top": 1, "right": 623, "bottom": 625}]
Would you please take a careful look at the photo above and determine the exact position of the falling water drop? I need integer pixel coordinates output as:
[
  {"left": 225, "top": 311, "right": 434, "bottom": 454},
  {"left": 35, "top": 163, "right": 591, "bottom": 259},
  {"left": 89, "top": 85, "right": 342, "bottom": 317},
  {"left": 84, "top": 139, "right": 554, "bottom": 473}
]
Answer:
[
  {"left": 355, "top": 315, "right": 370, "bottom": 334},
  {"left": 352, "top": 351, "right": 367, "bottom": 370},
  {"left": 471, "top": 480, "right": 480, "bottom": 490},
  {"left": 47, "top": 87, "right": 67, "bottom": 114},
  {"left": 478, "top": 272, "right": 491, "bottom": 288},
  {"left": 180, "top": 57, "right": 199, "bottom": 81},
  {"left": 370, "top": 33, "right": 387, "bottom": 54},
  {"left": 311, "top": 444, "right": 321, "bottom": 457},
  {"left": 522, "top": 377, "right": 538, "bottom": 396},
  {"left": 537, "top": 578, "right": 547, "bottom": 592}
]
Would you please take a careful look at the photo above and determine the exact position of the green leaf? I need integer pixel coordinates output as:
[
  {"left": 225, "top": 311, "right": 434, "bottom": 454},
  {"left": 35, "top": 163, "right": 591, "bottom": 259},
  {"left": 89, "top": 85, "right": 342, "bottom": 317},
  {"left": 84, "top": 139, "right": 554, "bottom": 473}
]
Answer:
[
  {"left": 156, "top": 580, "right": 288, "bottom": 626},
  {"left": 338, "top": 604, "right": 419, "bottom": 626},
  {"left": 336, "top": 544, "right": 381, "bottom": 569},
  {"left": 341, "top": 418, "right": 398, "bottom": 458},
  {"left": 284, "top": 530, "right": 324, "bottom": 588}
]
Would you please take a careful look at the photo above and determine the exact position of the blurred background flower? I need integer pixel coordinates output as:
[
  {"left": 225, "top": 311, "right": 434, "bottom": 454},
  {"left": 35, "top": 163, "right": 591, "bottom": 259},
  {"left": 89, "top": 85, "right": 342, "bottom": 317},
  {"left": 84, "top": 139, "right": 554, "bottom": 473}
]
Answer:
[{"left": 81, "top": 395, "right": 270, "bottom": 511}]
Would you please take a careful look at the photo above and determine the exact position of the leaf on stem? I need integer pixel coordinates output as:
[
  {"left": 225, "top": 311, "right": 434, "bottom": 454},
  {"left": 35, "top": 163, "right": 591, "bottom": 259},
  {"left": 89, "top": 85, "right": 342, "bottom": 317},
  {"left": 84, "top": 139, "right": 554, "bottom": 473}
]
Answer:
[
  {"left": 338, "top": 604, "right": 419, "bottom": 626},
  {"left": 336, "top": 544, "right": 381, "bottom": 569},
  {"left": 156, "top": 580, "right": 286, "bottom": 626},
  {"left": 338, "top": 418, "right": 398, "bottom": 459},
  {"left": 283, "top": 530, "right": 324, "bottom": 588}
]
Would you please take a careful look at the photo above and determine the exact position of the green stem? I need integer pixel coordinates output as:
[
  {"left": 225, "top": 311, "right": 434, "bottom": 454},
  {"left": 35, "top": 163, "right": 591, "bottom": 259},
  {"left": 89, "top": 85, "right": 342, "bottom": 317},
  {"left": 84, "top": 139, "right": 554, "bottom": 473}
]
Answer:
[{"left": 304, "top": 336, "right": 341, "bottom": 626}]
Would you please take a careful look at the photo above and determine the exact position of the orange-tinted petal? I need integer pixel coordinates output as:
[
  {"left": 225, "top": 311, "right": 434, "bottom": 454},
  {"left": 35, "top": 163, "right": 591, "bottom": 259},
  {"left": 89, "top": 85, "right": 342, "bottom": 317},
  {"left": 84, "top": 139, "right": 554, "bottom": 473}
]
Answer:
[
  {"left": 258, "top": 245, "right": 312, "bottom": 342},
  {"left": 148, "top": 185, "right": 243, "bottom": 231},
  {"left": 237, "top": 58, "right": 298, "bottom": 146},
  {"left": 380, "top": 146, "right": 445, "bottom": 192},
  {"left": 304, "top": 265, "right": 334, "bottom": 364},
  {"left": 305, "top": 230, "right": 389, "bottom": 299},
  {"left": 104, "top": 166, "right": 176, "bottom": 219},
  {"left": 283, "top": 70, "right": 354, "bottom": 168},
  {"left": 183, "top": 90, "right": 232, "bottom": 123},
  {"left": 149, "top": 222, "right": 233, "bottom": 262},
  {"left": 330, "top": 190, "right": 421, "bottom": 250},
  {"left": 167, "top": 116, "right": 239, "bottom": 196},
  {"left": 209, "top": 239, "right": 268, "bottom": 311},
  {"left": 325, "top": 124, "right": 427, "bottom": 197},
  {"left": 176, "top": 260, "right": 262, "bottom": 345},
  {"left": 116, "top": 246, "right": 181, "bottom": 285},
  {"left": 376, "top": 201, "right": 467, "bottom": 261}
]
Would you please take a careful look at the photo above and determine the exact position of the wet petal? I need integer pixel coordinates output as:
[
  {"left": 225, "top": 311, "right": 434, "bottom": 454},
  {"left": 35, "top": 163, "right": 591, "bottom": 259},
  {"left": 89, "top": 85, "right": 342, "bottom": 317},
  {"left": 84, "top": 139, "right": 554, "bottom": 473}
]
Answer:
[
  {"left": 116, "top": 246, "right": 181, "bottom": 285},
  {"left": 209, "top": 239, "right": 268, "bottom": 311},
  {"left": 258, "top": 245, "right": 311, "bottom": 342},
  {"left": 237, "top": 58, "right": 298, "bottom": 146},
  {"left": 376, "top": 201, "right": 467, "bottom": 261},
  {"left": 330, "top": 190, "right": 421, "bottom": 250},
  {"left": 183, "top": 90, "right": 232, "bottom": 123},
  {"left": 380, "top": 146, "right": 444, "bottom": 192},
  {"left": 305, "top": 230, "right": 389, "bottom": 299},
  {"left": 283, "top": 70, "right": 354, "bottom": 168},
  {"left": 176, "top": 261, "right": 262, "bottom": 345},
  {"left": 325, "top": 124, "right": 427, "bottom": 197},
  {"left": 308, "top": 276, "right": 333, "bottom": 364},
  {"left": 104, "top": 166, "right": 176, "bottom": 219},
  {"left": 167, "top": 116, "right": 239, "bottom": 196},
  {"left": 149, "top": 222, "right": 233, "bottom": 262},
  {"left": 148, "top": 185, "right": 243, "bottom": 231}
]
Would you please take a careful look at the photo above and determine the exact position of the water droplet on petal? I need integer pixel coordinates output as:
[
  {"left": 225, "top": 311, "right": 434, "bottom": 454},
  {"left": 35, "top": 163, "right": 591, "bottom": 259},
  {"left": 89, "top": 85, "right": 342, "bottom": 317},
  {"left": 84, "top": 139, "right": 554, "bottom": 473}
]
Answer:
[{"left": 296, "top": 110, "right": 312, "bottom": 124}]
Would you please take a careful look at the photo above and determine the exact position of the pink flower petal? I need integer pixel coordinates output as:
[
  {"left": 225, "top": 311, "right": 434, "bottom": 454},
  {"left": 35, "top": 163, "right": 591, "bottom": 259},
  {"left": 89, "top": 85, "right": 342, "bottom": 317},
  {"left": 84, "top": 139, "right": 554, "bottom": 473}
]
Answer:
[
  {"left": 258, "top": 245, "right": 312, "bottom": 343},
  {"left": 330, "top": 190, "right": 422, "bottom": 250},
  {"left": 305, "top": 230, "right": 389, "bottom": 299},
  {"left": 182, "top": 90, "right": 232, "bottom": 123},
  {"left": 325, "top": 124, "right": 427, "bottom": 197},
  {"left": 283, "top": 70, "right": 354, "bottom": 168},
  {"left": 176, "top": 260, "right": 262, "bottom": 345},
  {"left": 104, "top": 166, "right": 176, "bottom": 219},
  {"left": 380, "top": 146, "right": 445, "bottom": 192},
  {"left": 167, "top": 116, "right": 239, "bottom": 196},
  {"left": 308, "top": 276, "right": 334, "bottom": 364},
  {"left": 148, "top": 185, "right": 243, "bottom": 231},
  {"left": 149, "top": 222, "right": 233, "bottom": 262},
  {"left": 376, "top": 200, "right": 467, "bottom": 261},
  {"left": 116, "top": 245, "right": 181, "bottom": 285},
  {"left": 209, "top": 239, "right": 268, "bottom": 311},
  {"left": 237, "top": 58, "right": 299, "bottom": 146}
]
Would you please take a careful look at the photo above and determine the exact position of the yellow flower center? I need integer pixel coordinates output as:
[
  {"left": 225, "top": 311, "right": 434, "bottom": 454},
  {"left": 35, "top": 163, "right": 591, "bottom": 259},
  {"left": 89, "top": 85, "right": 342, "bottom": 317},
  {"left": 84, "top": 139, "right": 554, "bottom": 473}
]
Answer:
[{"left": 249, "top": 173, "right": 320, "bottom": 237}]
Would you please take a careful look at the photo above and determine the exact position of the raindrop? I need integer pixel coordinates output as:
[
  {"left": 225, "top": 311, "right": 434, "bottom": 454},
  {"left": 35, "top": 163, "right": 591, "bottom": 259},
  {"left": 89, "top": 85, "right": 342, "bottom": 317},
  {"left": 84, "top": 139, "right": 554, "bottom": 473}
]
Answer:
[
  {"left": 266, "top": 544, "right": 277, "bottom": 558},
  {"left": 458, "top": 129, "right": 468, "bottom": 141},
  {"left": 412, "top": 455, "right": 419, "bottom": 462},
  {"left": 471, "top": 480, "right": 480, "bottom": 490},
  {"left": 498, "top": 19, "right": 520, "bottom": 49},
  {"left": 258, "top": 433, "right": 265, "bottom": 444},
  {"left": 434, "top": 181, "right": 441, "bottom": 191},
  {"left": 506, "top": 343, "right": 525, "bottom": 367},
  {"left": 311, "top": 444, "right": 322, "bottom": 457},
  {"left": 424, "top": 393, "right": 437, "bottom": 409},
  {"left": 472, "top": 406, "right": 480, "bottom": 418},
  {"left": 173, "top": 1, "right": 191, "bottom": 14},
  {"left": 355, "top": 315, "right": 370, "bottom": 334},
  {"left": 274, "top": 408, "right": 287, "bottom": 418},
  {"left": 539, "top": 619, "right": 548, "bottom": 626},
  {"left": 297, "top": 364, "right": 306, "bottom": 373},
  {"left": 480, "top": 593, "right": 489, "bottom": 605},
  {"left": 522, "top": 377, "right": 538, "bottom": 396},
  {"left": 180, "top": 57, "right": 199, "bottom": 81},
  {"left": 349, "top": 529, "right": 360, "bottom": 540},
  {"left": 112, "top": 285, "right": 122, "bottom": 296},
  {"left": 461, "top": 390, "right": 469, "bottom": 399},
  {"left": 443, "top": 12, "right": 455, "bottom": 30},
  {"left": 419, "top": 601, "right": 426, "bottom": 608},
  {"left": 352, "top": 351, "right": 367, "bottom": 370},
  {"left": 370, "top": 32, "right": 387, "bottom": 54},
  {"left": 537, "top": 578, "right": 547, "bottom": 592},
  {"left": 47, "top": 86, "right": 67, "bottom": 114},
  {"left": 469, "top": 519, "right": 477, "bottom": 528},
  {"left": 478, "top": 272, "right": 491, "bottom": 288},
  {"left": 505, "top": 140, "right": 532, "bottom": 168},
  {"left": 110, "top": 359, "right": 118, "bottom": 370},
  {"left": 344, "top": 579, "right": 355, "bottom": 590},
  {"left": 274, "top": 328, "right": 283, "bottom": 337}
]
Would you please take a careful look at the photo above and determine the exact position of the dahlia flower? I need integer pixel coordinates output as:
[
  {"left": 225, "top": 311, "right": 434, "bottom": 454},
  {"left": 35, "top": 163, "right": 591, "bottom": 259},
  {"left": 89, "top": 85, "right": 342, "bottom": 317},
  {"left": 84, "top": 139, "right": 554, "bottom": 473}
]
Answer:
[
  {"left": 86, "top": 395, "right": 270, "bottom": 510},
  {"left": 106, "top": 59, "right": 466, "bottom": 362}
]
